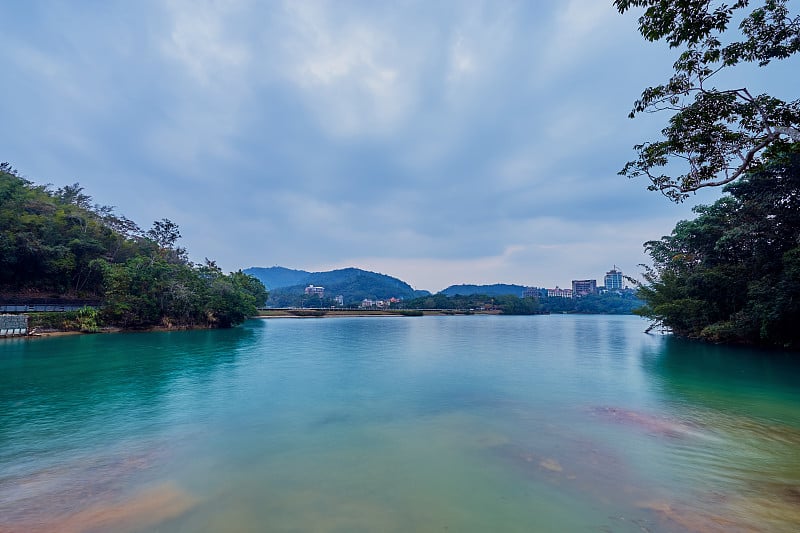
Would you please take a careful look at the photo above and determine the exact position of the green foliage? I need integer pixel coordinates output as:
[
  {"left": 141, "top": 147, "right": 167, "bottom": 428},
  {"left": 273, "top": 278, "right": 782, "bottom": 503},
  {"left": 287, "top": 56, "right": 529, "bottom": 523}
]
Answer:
[
  {"left": 616, "top": 0, "right": 800, "bottom": 200},
  {"left": 401, "top": 293, "right": 542, "bottom": 315},
  {"left": 636, "top": 146, "right": 800, "bottom": 348},
  {"left": 495, "top": 295, "right": 540, "bottom": 315},
  {"left": 439, "top": 284, "right": 527, "bottom": 297},
  {"left": 287, "top": 309, "right": 327, "bottom": 317},
  {"left": 68, "top": 306, "right": 101, "bottom": 333},
  {"left": 101, "top": 257, "right": 267, "bottom": 329},
  {"left": 28, "top": 311, "right": 78, "bottom": 331},
  {"left": 27, "top": 307, "right": 100, "bottom": 332},
  {"left": 541, "top": 292, "right": 643, "bottom": 314},
  {"left": 0, "top": 165, "right": 268, "bottom": 329},
  {"left": 0, "top": 167, "right": 135, "bottom": 294},
  {"left": 402, "top": 293, "right": 480, "bottom": 310},
  {"left": 391, "top": 310, "right": 423, "bottom": 317}
]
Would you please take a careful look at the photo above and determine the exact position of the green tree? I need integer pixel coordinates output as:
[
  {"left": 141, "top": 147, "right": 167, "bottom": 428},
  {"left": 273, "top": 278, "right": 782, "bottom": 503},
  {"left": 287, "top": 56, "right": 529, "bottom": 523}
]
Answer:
[
  {"left": 497, "top": 295, "right": 540, "bottom": 315},
  {"left": 203, "top": 278, "right": 244, "bottom": 327},
  {"left": 229, "top": 270, "right": 269, "bottom": 308},
  {"left": 102, "top": 256, "right": 169, "bottom": 327},
  {"left": 635, "top": 145, "right": 800, "bottom": 347},
  {"left": 146, "top": 218, "right": 181, "bottom": 248},
  {"left": 616, "top": 0, "right": 800, "bottom": 200},
  {"left": 1, "top": 164, "right": 268, "bottom": 330}
]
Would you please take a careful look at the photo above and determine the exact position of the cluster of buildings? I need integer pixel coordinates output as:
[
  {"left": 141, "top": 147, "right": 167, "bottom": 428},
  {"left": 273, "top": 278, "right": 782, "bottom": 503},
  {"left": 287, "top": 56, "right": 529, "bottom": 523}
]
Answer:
[
  {"left": 360, "top": 297, "right": 402, "bottom": 309},
  {"left": 303, "top": 285, "right": 343, "bottom": 305},
  {"left": 304, "top": 286, "right": 345, "bottom": 306},
  {"left": 524, "top": 266, "right": 627, "bottom": 299},
  {"left": 304, "top": 285, "right": 325, "bottom": 297},
  {"left": 302, "top": 266, "right": 628, "bottom": 307}
]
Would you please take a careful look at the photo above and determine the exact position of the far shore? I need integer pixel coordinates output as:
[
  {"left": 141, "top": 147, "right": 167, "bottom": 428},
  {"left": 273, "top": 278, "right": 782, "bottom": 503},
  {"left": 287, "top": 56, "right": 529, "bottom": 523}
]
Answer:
[
  {"left": 1, "top": 309, "right": 511, "bottom": 340},
  {"left": 255, "top": 309, "right": 502, "bottom": 319}
]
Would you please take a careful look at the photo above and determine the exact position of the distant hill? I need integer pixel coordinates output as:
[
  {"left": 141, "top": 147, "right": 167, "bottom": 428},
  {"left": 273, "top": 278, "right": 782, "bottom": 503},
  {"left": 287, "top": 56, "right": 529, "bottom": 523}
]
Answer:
[
  {"left": 243, "top": 266, "right": 430, "bottom": 307},
  {"left": 439, "top": 284, "right": 529, "bottom": 297},
  {"left": 242, "top": 266, "right": 311, "bottom": 290}
]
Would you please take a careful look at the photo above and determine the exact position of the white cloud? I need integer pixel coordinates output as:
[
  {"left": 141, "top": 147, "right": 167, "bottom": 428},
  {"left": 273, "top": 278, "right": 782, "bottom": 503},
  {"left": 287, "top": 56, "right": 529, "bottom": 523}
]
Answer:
[
  {"left": 151, "top": 0, "right": 255, "bottom": 168},
  {"left": 1, "top": 0, "right": 739, "bottom": 294},
  {"left": 304, "top": 213, "right": 684, "bottom": 292},
  {"left": 448, "top": 35, "right": 476, "bottom": 78},
  {"left": 442, "top": 3, "right": 518, "bottom": 102},
  {"left": 534, "top": 0, "right": 622, "bottom": 81},
  {"left": 161, "top": 0, "right": 251, "bottom": 84},
  {"left": 278, "top": 1, "right": 420, "bottom": 137}
]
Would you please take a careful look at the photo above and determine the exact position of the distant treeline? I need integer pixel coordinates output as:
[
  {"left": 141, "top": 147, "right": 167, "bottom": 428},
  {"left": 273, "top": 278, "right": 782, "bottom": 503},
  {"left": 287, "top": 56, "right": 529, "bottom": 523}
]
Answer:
[
  {"left": 0, "top": 163, "right": 267, "bottom": 329},
  {"left": 400, "top": 292, "right": 642, "bottom": 315}
]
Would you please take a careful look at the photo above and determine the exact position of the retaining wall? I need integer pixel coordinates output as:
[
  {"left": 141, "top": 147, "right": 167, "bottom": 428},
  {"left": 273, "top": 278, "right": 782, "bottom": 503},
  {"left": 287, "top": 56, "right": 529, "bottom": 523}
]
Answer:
[{"left": 0, "top": 314, "right": 28, "bottom": 336}]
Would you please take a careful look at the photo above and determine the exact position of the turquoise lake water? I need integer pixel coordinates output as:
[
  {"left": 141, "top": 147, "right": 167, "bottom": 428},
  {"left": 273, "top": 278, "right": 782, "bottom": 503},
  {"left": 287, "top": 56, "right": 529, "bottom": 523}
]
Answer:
[{"left": 1, "top": 315, "right": 799, "bottom": 532}]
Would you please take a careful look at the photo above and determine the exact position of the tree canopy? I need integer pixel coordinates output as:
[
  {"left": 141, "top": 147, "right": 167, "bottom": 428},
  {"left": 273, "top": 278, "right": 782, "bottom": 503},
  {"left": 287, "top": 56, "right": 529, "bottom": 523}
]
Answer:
[
  {"left": 400, "top": 293, "right": 542, "bottom": 315},
  {"left": 616, "top": 0, "right": 800, "bottom": 200},
  {"left": 0, "top": 164, "right": 267, "bottom": 329},
  {"left": 635, "top": 145, "right": 800, "bottom": 348}
]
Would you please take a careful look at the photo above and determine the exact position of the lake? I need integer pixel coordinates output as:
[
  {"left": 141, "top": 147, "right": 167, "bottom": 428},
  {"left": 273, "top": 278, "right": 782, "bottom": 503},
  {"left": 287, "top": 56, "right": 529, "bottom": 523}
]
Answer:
[{"left": 1, "top": 315, "right": 799, "bottom": 532}]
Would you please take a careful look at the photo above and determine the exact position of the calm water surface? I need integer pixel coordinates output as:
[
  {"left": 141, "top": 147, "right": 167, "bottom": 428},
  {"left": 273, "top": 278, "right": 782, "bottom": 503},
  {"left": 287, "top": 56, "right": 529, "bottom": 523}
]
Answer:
[{"left": 1, "top": 315, "right": 799, "bottom": 532}]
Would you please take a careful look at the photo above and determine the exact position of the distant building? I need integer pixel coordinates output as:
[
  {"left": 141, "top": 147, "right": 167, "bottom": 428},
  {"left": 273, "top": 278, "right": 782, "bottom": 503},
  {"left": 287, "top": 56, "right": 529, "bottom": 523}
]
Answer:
[
  {"left": 304, "top": 285, "right": 325, "bottom": 297},
  {"left": 547, "top": 286, "right": 573, "bottom": 298},
  {"left": 522, "top": 287, "right": 540, "bottom": 299},
  {"left": 571, "top": 279, "right": 597, "bottom": 297},
  {"left": 360, "top": 298, "right": 374, "bottom": 308},
  {"left": 604, "top": 266, "right": 624, "bottom": 290},
  {"left": 334, "top": 295, "right": 344, "bottom": 306}
]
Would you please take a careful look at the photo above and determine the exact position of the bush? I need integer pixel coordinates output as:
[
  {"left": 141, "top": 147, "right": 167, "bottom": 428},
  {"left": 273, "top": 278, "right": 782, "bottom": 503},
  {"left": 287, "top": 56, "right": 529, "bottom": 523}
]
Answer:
[
  {"left": 288, "top": 309, "right": 327, "bottom": 317},
  {"left": 27, "top": 307, "right": 102, "bottom": 332}
]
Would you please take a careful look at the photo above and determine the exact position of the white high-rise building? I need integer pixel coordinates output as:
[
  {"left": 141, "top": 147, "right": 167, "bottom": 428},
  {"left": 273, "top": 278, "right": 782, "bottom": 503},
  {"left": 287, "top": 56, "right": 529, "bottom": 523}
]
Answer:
[{"left": 604, "top": 266, "right": 624, "bottom": 290}]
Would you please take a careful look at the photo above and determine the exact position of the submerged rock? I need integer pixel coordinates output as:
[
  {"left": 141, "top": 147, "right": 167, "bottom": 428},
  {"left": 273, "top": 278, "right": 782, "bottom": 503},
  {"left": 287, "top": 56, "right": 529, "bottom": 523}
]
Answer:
[
  {"left": 0, "top": 443, "right": 183, "bottom": 532},
  {"left": 538, "top": 458, "right": 563, "bottom": 473},
  {"left": 1, "top": 482, "right": 197, "bottom": 533},
  {"left": 637, "top": 499, "right": 761, "bottom": 533},
  {"left": 590, "top": 406, "right": 705, "bottom": 439}
]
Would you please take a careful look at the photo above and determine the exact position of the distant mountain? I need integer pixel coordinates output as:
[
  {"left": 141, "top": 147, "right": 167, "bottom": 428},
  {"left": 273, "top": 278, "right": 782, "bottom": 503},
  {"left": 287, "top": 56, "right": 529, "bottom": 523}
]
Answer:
[
  {"left": 242, "top": 266, "right": 311, "bottom": 290},
  {"left": 243, "top": 266, "right": 430, "bottom": 307},
  {"left": 439, "top": 284, "right": 529, "bottom": 297}
]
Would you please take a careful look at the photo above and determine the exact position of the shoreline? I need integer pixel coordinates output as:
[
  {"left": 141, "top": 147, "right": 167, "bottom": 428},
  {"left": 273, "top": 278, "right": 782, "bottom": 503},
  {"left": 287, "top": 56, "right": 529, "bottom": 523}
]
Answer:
[
  {"left": 1, "top": 310, "right": 533, "bottom": 339},
  {"left": 254, "top": 310, "right": 502, "bottom": 319}
]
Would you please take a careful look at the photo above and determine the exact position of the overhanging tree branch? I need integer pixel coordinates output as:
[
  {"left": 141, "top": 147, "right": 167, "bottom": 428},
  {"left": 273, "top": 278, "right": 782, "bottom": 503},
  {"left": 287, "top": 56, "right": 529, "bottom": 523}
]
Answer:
[{"left": 616, "top": 0, "right": 800, "bottom": 201}]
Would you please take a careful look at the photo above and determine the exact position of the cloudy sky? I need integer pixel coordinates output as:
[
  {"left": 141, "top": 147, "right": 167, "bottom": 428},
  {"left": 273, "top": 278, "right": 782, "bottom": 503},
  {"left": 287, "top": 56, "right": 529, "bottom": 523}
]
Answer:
[{"left": 1, "top": 1, "right": 794, "bottom": 292}]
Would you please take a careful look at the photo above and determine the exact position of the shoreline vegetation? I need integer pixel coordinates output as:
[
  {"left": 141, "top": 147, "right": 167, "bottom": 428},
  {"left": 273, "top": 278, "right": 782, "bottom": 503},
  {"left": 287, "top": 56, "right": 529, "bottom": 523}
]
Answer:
[
  {"left": 8, "top": 306, "right": 662, "bottom": 339},
  {"left": 256, "top": 309, "right": 501, "bottom": 318},
  {"left": 1, "top": 164, "right": 636, "bottom": 338},
  {"left": 1, "top": 164, "right": 269, "bottom": 331},
  {"left": 634, "top": 147, "right": 800, "bottom": 350}
]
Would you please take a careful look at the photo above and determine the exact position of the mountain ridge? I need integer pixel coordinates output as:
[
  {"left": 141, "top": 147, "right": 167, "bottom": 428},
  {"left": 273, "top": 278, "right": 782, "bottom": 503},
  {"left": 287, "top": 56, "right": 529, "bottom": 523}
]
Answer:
[{"left": 243, "top": 266, "right": 430, "bottom": 306}]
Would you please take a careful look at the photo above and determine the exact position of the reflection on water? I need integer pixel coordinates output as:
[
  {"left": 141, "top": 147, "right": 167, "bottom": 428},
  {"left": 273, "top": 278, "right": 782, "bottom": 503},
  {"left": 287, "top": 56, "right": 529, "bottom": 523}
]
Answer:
[{"left": 1, "top": 316, "right": 799, "bottom": 532}]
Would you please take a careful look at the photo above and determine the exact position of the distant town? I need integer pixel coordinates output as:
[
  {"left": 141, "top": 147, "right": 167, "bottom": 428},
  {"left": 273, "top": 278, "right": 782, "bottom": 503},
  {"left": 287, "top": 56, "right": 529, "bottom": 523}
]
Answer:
[
  {"left": 525, "top": 265, "right": 629, "bottom": 300},
  {"left": 301, "top": 265, "right": 632, "bottom": 310}
]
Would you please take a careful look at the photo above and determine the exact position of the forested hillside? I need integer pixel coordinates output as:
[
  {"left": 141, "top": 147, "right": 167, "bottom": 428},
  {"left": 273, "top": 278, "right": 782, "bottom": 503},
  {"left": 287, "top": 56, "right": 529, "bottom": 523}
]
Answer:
[
  {"left": 0, "top": 163, "right": 266, "bottom": 328},
  {"left": 245, "top": 266, "right": 429, "bottom": 307}
]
